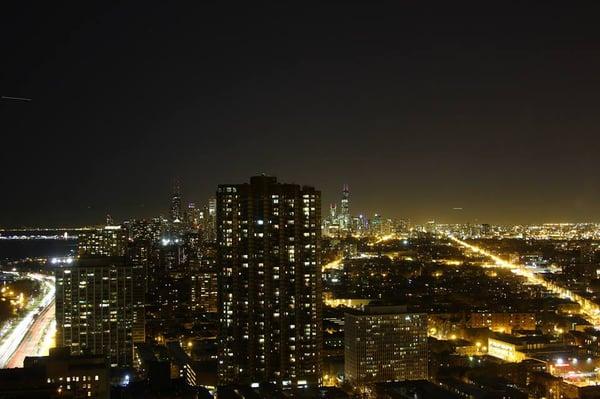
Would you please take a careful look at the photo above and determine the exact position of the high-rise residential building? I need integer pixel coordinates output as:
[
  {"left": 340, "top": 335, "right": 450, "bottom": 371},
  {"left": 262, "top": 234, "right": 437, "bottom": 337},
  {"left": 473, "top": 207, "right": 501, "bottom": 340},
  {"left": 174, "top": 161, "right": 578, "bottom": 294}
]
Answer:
[
  {"left": 122, "top": 218, "right": 162, "bottom": 243},
  {"left": 216, "top": 175, "right": 322, "bottom": 390},
  {"left": 344, "top": 306, "right": 428, "bottom": 386},
  {"left": 191, "top": 243, "right": 218, "bottom": 315},
  {"left": 127, "top": 243, "right": 150, "bottom": 344},
  {"left": 55, "top": 257, "right": 145, "bottom": 367},
  {"left": 191, "top": 266, "right": 218, "bottom": 314},
  {"left": 208, "top": 198, "right": 216, "bottom": 217},
  {"left": 199, "top": 198, "right": 218, "bottom": 243},
  {"left": 78, "top": 225, "right": 127, "bottom": 257},
  {"left": 146, "top": 241, "right": 191, "bottom": 323}
]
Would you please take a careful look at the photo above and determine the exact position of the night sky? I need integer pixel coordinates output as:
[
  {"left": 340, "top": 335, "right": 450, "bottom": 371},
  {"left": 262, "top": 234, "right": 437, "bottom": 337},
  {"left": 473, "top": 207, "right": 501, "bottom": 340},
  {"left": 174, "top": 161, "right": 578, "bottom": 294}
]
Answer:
[{"left": 2, "top": 2, "right": 600, "bottom": 227}]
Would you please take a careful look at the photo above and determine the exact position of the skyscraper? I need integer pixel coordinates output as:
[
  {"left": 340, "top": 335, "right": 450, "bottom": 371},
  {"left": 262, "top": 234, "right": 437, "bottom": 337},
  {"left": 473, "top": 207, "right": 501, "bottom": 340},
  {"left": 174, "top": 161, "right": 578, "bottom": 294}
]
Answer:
[
  {"left": 340, "top": 184, "right": 350, "bottom": 232},
  {"left": 170, "top": 178, "right": 182, "bottom": 223},
  {"left": 216, "top": 175, "right": 322, "bottom": 390},
  {"left": 55, "top": 257, "right": 145, "bottom": 367}
]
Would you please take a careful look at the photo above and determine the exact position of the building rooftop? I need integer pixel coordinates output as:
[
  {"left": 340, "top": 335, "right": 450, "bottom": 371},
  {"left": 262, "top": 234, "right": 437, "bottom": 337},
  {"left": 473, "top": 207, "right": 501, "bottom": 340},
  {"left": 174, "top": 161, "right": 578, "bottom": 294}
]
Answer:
[{"left": 344, "top": 305, "right": 411, "bottom": 316}]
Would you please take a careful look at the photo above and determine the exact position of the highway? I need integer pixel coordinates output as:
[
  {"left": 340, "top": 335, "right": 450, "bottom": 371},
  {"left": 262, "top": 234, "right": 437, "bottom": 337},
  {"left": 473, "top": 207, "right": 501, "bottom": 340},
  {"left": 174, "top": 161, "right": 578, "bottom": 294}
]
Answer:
[
  {"left": 449, "top": 235, "right": 600, "bottom": 327},
  {"left": 5, "top": 299, "right": 55, "bottom": 368},
  {"left": 0, "top": 273, "right": 55, "bottom": 368}
]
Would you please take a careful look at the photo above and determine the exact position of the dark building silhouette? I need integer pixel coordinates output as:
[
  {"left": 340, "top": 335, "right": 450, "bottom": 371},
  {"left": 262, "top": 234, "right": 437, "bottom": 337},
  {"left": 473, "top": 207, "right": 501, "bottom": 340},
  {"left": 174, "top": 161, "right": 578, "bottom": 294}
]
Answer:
[
  {"left": 171, "top": 178, "right": 183, "bottom": 223},
  {"left": 0, "top": 348, "right": 109, "bottom": 399},
  {"left": 217, "top": 175, "right": 322, "bottom": 390}
]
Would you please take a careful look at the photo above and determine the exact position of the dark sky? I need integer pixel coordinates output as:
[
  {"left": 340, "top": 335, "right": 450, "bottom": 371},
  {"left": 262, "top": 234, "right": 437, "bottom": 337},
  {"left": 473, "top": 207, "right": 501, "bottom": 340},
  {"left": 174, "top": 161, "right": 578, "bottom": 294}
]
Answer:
[{"left": 2, "top": 2, "right": 600, "bottom": 227}]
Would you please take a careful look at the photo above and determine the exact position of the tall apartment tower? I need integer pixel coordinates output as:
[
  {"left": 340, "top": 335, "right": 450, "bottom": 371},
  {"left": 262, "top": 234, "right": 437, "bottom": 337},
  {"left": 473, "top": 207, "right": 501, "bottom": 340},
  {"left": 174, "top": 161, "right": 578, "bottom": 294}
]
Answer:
[
  {"left": 208, "top": 198, "right": 217, "bottom": 217},
  {"left": 191, "top": 245, "right": 218, "bottom": 314},
  {"left": 55, "top": 257, "right": 145, "bottom": 367},
  {"left": 77, "top": 225, "right": 127, "bottom": 257},
  {"left": 200, "top": 198, "right": 217, "bottom": 243},
  {"left": 344, "top": 306, "right": 428, "bottom": 386},
  {"left": 216, "top": 176, "right": 322, "bottom": 389}
]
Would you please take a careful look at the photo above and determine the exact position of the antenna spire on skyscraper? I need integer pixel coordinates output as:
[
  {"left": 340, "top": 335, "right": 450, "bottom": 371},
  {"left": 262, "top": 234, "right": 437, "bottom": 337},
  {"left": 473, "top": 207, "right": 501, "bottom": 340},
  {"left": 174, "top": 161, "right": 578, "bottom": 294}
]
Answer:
[
  {"left": 172, "top": 177, "right": 181, "bottom": 196},
  {"left": 170, "top": 177, "right": 182, "bottom": 222}
]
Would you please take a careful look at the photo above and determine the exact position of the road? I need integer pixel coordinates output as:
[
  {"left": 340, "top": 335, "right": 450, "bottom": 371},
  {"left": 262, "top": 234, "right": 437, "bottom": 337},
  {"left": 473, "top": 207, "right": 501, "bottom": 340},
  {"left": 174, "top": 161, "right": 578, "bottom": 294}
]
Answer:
[
  {"left": 0, "top": 273, "right": 55, "bottom": 368},
  {"left": 5, "top": 299, "right": 55, "bottom": 368},
  {"left": 449, "top": 235, "right": 600, "bottom": 326}
]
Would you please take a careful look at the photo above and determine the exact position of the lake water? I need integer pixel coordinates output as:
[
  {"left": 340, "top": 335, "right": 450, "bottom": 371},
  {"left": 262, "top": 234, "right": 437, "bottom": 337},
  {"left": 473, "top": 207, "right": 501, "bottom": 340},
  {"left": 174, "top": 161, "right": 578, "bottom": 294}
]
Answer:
[{"left": 0, "top": 239, "right": 77, "bottom": 262}]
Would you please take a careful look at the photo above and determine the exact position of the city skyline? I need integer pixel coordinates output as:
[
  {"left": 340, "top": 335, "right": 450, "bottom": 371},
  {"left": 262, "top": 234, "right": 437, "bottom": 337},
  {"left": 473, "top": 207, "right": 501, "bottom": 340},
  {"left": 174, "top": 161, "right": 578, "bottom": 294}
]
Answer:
[
  {"left": 2, "top": 177, "right": 600, "bottom": 228},
  {"left": 3, "top": 3, "right": 600, "bottom": 226},
  {"left": 3, "top": 175, "right": 600, "bottom": 398},
  {"left": 6, "top": 3, "right": 600, "bottom": 398},
  {"left": 5, "top": 0, "right": 600, "bottom": 399}
]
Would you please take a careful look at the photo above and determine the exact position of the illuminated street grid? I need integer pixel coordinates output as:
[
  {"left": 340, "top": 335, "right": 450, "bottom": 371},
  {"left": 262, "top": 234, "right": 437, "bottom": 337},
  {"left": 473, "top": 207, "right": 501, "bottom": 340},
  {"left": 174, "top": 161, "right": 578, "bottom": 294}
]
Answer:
[{"left": 449, "top": 236, "right": 600, "bottom": 327}]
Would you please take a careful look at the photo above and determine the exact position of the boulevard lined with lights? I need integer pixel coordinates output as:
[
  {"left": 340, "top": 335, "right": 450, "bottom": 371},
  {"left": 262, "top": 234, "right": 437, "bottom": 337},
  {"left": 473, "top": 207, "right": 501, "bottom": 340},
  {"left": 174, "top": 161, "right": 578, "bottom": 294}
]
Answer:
[
  {"left": 449, "top": 236, "right": 600, "bottom": 326},
  {"left": 0, "top": 273, "right": 55, "bottom": 368}
]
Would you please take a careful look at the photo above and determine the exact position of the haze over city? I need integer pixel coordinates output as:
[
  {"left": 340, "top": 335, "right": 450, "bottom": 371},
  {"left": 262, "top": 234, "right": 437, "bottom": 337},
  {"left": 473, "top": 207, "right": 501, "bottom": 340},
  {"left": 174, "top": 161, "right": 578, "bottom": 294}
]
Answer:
[{"left": 2, "top": 2, "right": 600, "bottom": 226}]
